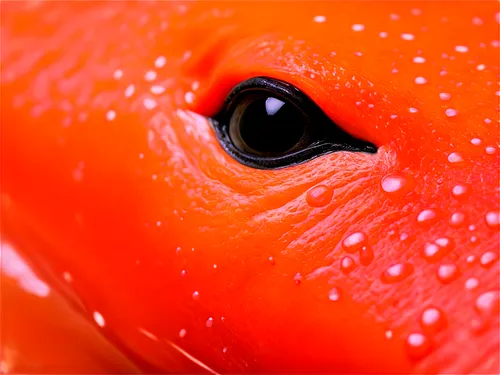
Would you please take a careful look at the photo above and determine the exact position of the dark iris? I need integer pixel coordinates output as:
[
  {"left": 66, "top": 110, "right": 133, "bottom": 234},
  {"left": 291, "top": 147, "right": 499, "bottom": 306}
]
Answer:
[
  {"left": 229, "top": 95, "right": 308, "bottom": 156},
  {"left": 211, "top": 77, "right": 376, "bottom": 169}
]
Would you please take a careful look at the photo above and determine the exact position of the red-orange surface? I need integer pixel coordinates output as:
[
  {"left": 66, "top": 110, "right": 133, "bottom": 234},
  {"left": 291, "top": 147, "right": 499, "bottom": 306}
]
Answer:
[{"left": 1, "top": 1, "right": 499, "bottom": 374}]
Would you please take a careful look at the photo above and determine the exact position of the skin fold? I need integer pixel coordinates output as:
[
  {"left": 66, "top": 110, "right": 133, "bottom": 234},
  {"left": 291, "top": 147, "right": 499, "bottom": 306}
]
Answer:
[{"left": 1, "top": 1, "right": 499, "bottom": 374}]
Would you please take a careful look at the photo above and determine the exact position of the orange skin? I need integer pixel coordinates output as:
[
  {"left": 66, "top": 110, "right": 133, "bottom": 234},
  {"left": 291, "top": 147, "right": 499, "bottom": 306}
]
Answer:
[{"left": 1, "top": 1, "right": 499, "bottom": 374}]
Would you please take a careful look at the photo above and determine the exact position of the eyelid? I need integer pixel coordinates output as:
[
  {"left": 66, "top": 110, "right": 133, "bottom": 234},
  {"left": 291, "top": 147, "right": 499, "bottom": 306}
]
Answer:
[{"left": 210, "top": 77, "right": 377, "bottom": 170}]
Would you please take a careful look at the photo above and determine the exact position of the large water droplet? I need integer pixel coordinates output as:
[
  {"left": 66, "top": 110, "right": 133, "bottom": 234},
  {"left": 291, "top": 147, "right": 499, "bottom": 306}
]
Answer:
[
  {"left": 475, "top": 290, "right": 500, "bottom": 315},
  {"left": 480, "top": 251, "right": 498, "bottom": 268},
  {"left": 340, "top": 256, "right": 357, "bottom": 274},
  {"left": 405, "top": 332, "right": 432, "bottom": 359},
  {"left": 380, "top": 173, "right": 415, "bottom": 196},
  {"left": 420, "top": 306, "right": 447, "bottom": 333},
  {"left": 417, "top": 209, "right": 439, "bottom": 225},
  {"left": 485, "top": 211, "right": 499, "bottom": 228},
  {"left": 449, "top": 212, "right": 466, "bottom": 227},
  {"left": 306, "top": 185, "right": 333, "bottom": 207},
  {"left": 436, "top": 264, "right": 460, "bottom": 284},
  {"left": 422, "top": 238, "right": 455, "bottom": 263},
  {"left": 342, "top": 232, "right": 368, "bottom": 253},
  {"left": 206, "top": 317, "right": 214, "bottom": 328},
  {"left": 359, "top": 246, "right": 374, "bottom": 266},
  {"left": 328, "top": 287, "right": 342, "bottom": 301},
  {"left": 381, "top": 263, "right": 414, "bottom": 283},
  {"left": 447, "top": 152, "right": 465, "bottom": 165},
  {"left": 451, "top": 184, "right": 470, "bottom": 199}
]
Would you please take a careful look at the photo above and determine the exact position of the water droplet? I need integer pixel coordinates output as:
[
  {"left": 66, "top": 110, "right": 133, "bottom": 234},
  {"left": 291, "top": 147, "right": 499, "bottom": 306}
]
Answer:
[
  {"left": 340, "top": 256, "right": 357, "bottom": 274},
  {"left": 466, "top": 255, "right": 476, "bottom": 264},
  {"left": 151, "top": 85, "right": 166, "bottom": 95},
  {"left": 422, "top": 238, "right": 454, "bottom": 263},
  {"left": 206, "top": 317, "right": 214, "bottom": 328},
  {"left": 417, "top": 209, "right": 439, "bottom": 225},
  {"left": 294, "top": 273, "right": 303, "bottom": 285},
  {"left": 475, "top": 290, "right": 500, "bottom": 315},
  {"left": 124, "top": 84, "right": 136, "bottom": 98},
  {"left": 184, "top": 91, "right": 195, "bottom": 104},
  {"left": 106, "top": 110, "right": 116, "bottom": 121},
  {"left": 180, "top": 269, "right": 186, "bottom": 277},
  {"left": 359, "top": 246, "right": 374, "bottom": 266},
  {"left": 405, "top": 333, "right": 432, "bottom": 359},
  {"left": 447, "top": 152, "right": 464, "bottom": 164},
  {"left": 451, "top": 184, "right": 469, "bottom": 199},
  {"left": 415, "top": 76, "right": 427, "bottom": 84},
  {"left": 154, "top": 56, "right": 167, "bottom": 68},
  {"left": 470, "top": 138, "right": 482, "bottom": 145},
  {"left": 480, "top": 251, "right": 498, "bottom": 268},
  {"left": 222, "top": 347, "right": 228, "bottom": 353},
  {"left": 420, "top": 307, "right": 447, "bottom": 333},
  {"left": 342, "top": 232, "right": 368, "bottom": 253},
  {"left": 381, "top": 263, "right": 414, "bottom": 283},
  {"left": 485, "top": 211, "right": 499, "bottom": 228},
  {"left": 445, "top": 108, "right": 458, "bottom": 117},
  {"left": 455, "top": 45, "right": 469, "bottom": 53},
  {"left": 306, "top": 185, "right": 333, "bottom": 207},
  {"left": 192, "top": 290, "right": 200, "bottom": 300},
  {"left": 93, "top": 311, "right": 105, "bottom": 327},
  {"left": 314, "top": 15, "right": 327, "bottom": 23},
  {"left": 409, "top": 107, "right": 419, "bottom": 113},
  {"left": 143, "top": 98, "right": 157, "bottom": 110},
  {"left": 351, "top": 23, "right": 364, "bottom": 31},
  {"left": 401, "top": 33, "right": 415, "bottom": 41},
  {"left": 465, "top": 277, "right": 479, "bottom": 290},
  {"left": 381, "top": 173, "right": 415, "bottom": 195},
  {"left": 485, "top": 146, "right": 496, "bottom": 155},
  {"left": 436, "top": 264, "right": 460, "bottom": 284},
  {"left": 144, "top": 70, "right": 157, "bottom": 82},
  {"left": 268, "top": 256, "right": 276, "bottom": 265},
  {"left": 385, "top": 330, "right": 393, "bottom": 339},
  {"left": 439, "top": 92, "right": 451, "bottom": 100},
  {"left": 113, "top": 69, "right": 123, "bottom": 79},
  {"left": 469, "top": 225, "right": 476, "bottom": 231},
  {"left": 469, "top": 235, "right": 479, "bottom": 245},
  {"left": 413, "top": 56, "right": 426, "bottom": 63},
  {"left": 449, "top": 212, "right": 466, "bottom": 227},
  {"left": 179, "top": 328, "right": 187, "bottom": 338},
  {"left": 328, "top": 287, "right": 341, "bottom": 301}
]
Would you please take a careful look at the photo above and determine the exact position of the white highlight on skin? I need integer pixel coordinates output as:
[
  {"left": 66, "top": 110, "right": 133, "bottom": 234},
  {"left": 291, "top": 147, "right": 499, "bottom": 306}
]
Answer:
[
  {"left": 93, "top": 311, "right": 105, "bottom": 327},
  {"left": 167, "top": 340, "right": 220, "bottom": 375},
  {"left": 1, "top": 242, "right": 50, "bottom": 298}
]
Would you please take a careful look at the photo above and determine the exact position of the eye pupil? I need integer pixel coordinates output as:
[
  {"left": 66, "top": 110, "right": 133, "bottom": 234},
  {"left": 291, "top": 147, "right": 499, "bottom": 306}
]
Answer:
[{"left": 230, "top": 95, "right": 307, "bottom": 156}]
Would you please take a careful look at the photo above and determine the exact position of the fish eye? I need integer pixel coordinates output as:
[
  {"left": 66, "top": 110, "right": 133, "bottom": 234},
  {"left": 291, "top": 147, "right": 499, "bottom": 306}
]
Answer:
[{"left": 211, "top": 77, "right": 377, "bottom": 169}]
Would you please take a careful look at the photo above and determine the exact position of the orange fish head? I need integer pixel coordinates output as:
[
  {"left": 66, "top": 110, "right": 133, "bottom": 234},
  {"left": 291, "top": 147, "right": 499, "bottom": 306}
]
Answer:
[{"left": 1, "top": 1, "right": 499, "bottom": 374}]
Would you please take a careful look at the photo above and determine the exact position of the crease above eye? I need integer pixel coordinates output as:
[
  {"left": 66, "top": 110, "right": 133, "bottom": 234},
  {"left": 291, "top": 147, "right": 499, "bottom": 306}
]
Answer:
[{"left": 210, "top": 76, "right": 377, "bottom": 170}]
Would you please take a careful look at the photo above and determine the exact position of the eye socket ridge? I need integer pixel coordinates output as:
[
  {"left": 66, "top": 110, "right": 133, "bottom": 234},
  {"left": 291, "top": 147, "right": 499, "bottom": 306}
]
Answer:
[{"left": 211, "top": 76, "right": 377, "bottom": 170}]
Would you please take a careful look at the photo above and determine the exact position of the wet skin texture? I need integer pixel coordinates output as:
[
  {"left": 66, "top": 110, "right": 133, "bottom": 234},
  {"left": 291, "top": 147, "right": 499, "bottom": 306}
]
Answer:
[{"left": 1, "top": 1, "right": 499, "bottom": 374}]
